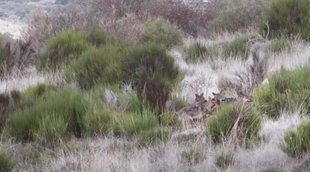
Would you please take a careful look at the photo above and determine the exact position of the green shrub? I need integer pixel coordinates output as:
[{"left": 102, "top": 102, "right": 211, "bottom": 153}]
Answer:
[
  {"left": 139, "top": 127, "right": 169, "bottom": 146},
  {"left": 7, "top": 87, "right": 88, "bottom": 143},
  {"left": 66, "top": 44, "right": 127, "bottom": 89},
  {"left": 185, "top": 42, "right": 219, "bottom": 63},
  {"left": 112, "top": 108, "right": 159, "bottom": 137},
  {"left": 282, "top": 120, "right": 310, "bottom": 157},
  {"left": 39, "top": 30, "right": 89, "bottom": 71},
  {"left": 268, "top": 37, "right": 291, "bottom": 53},
  {"left": 0, "top": 150, "right": 14, "bottom": 172},
  {"left": 223, "top": 37, "right": 248, "bottom": 59},
  {"left": 215, "top": 152, "right": 234, "bottom": 169},
  {"left": 206, "top": 104, "right": 261, "bottom": 143},
  {"left": 143, "top": 18, "right": 183, "bottom": 48},
  {"left": 123, "top": 43, "right": 180, "bottom": 113},
  {"left": 260, "top": 0, "right": 310, "bottom": 40},
  {"left": 253, "top": 67, "right": 310, "bottom": 118},
  {"left": 87, "top": 25, "right": 109, "bottom": 46}
]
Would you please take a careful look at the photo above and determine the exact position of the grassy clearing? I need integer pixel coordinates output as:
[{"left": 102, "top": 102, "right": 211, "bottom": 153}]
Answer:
[
  {"left": 253, "top": 67, "right": 310, "bottom": 118},
  {"left": 282, "top": 120, "right": 310, "bottom": 157}
]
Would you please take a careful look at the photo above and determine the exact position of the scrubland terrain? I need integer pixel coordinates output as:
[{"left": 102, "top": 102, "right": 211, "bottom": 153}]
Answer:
[{"left": 0, "top": 0, "right": 309, "bottom": 171}]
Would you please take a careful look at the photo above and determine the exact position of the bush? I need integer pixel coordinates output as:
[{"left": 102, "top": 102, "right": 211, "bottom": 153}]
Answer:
[
  {"left": 253, "top": 67, "right": 310, "bottom": 118},
  {"left": 206, "top": 104, "right": 261, "bottom": 143},
  {"left": 268, "top": 37, "right": 291, "bottom": 53},
  {"left": 260, "top": 0, "right": 310, "bottom": 40},
  {"left": 142, "top": 18, "right": 183, "bottom": 48},
  {"left": 39, "top": 30, "right": 89, "bottom": 71},
  {"left": 139, "top": 127, "right": 169, "bottom": 146},
  {"left": 223, "top": 37, "right": 248, "bottom": 59},
  {"left": 112, "top": 108, "right": 159, "bottom": 137},
  {"left": 123, "top": 43, "right": 180, "bottom": 113},
  {"left": 0, "top": 150, "right": 14, "bottom": 172},
  {"left": 7, "top": 87, "right": 88, "bottom": 144},
  {"left": 282, "top": 120, "right": 310, "bottom": 157},
  {"left": 66, "top": 44, "right": 127, "bottom": 89},
  {"left": 87, "top": 25, "right": 109, "bottom": 46},
  {"left": 160, "top": 111, "right": 181, "bottom": 128}
]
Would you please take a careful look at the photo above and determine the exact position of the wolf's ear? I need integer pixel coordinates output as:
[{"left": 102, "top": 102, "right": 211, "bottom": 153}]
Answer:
[
  {"left": 212, "top": 92, "right": 216, "bottom": 96},
  {"left": 200, "top": 93, "right": 204, "bottom": 97},
  {"left": 195, "top": 94, "right": 199, "bottom": 97}
]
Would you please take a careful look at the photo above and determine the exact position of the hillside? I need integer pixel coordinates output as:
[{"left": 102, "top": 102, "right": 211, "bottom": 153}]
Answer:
[{"left": 0, "top": 0, "right": 309, "bottom": 171}]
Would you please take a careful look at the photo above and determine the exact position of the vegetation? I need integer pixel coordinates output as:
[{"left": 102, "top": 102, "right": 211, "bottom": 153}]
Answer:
[
  {"left": 185, "top": 42, "right": 219, "bottom": 63},
  {"left": 139, "top": 127, "right": 169, "bottom": 146},
  {"left": 215, "top": 152, "right": 234, "bottom": 169},
  {"left": 123, "top": 43, "right": 180, "bottom": 113},
  {"left": 66, "top": 44, "right": 127, "bottom": 89},
  {"left": 261, "top": 0, "right": 310, "bottom": 40},
  {"left": 87, "top": 25, "right": 110, "bottom": 46},
  {"left": 0, "top": 41, "right": 5, "bottom": 76},
  {"left": 206, "top": 103, "right": 261, "bottom": 143},
  {"left": 253, "top": 67, "right": 310, "bottom": 118},
  {"left": 0, "top": 150, "right": 14, "bottom": 172},
  {"left": 181, "top": 148, "right": 205, "bottom": 165},
  {"left": 39, "top": 30, "right": 89, "bottom": 71},
  {"left": 223, "top": 37, "right": 248, "bottom": 59},
  {"left": 143, "top": 18, "right": 183, "bottom": 48},
  {"left": 7, "top": 86, "right": 88, "bottom": 144},
  {"left": 282, "top": 120, "right": 310, "bottom": 157},
  {"left": 268, "top": 37, "right": 291, "bottom": 53}
]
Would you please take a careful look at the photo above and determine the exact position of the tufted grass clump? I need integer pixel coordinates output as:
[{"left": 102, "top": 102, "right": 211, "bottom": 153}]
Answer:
[
  {"left": 268, "top": 37, "right": 291, "bottom": 53},
  {"left": 0, "top": 150, "right": 14, "bottom": 172},
  {"left": 139, "top": 127, "right": 169, "bottom": 146},
  {"left": 223, "top": 37, "right": 248, "bottom": 59},
  {"left": 112, "top": 108, "right": 159, "bottom": 137},
  {"left": 66, "top": 44, "right": 128, "bottom": 90},
  {"left": 39, "top": 30, "right": 89, "bottom": 71},
  {"left": 253, "top": 67, "right": 310, "bottom": 118},
  {"left": 215, "top": 152, "right": 234, "bottom": 169},
  {"left": 206, "top": 103, "right": 261, "bottom": 144},
  {"left": 260, "top": 0, "right": 310, "bottom": 40},
  {"left": 143, "top": 18, "right": 183, "bottom": 48},
  {"left": 6, "top": 86, "right": 88, "bottom": 144},
  {"left": 282, "top": 120, "right": 310, "bottom": 157},
  {"left": 185, "top": 42, "right": 219, "bottom": 63}
]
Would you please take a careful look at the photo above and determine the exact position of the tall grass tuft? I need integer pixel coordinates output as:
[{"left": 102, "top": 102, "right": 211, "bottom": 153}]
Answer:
[
  {"left": 223, "top": 36, "right": 248, "bottom": 59},
  {"left": 0, "top": 149, "right": 14, "bottom": 172}
]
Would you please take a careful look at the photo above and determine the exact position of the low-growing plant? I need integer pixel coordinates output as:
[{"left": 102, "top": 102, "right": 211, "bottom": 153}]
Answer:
[
  {"left": 185, "top": 42, "right": 219, "bottom": 63},
  {"left": 253, "top": 67, "right": 310, "bottom": 118},
  {"left": 260, "top": 0, "right": 310, "bottom": 40},
  {"left": 223, "top": 37, "right": 248, "bottom": 59},
  {"left": 87, "top": 25, "right": 109, "bottom": 46},
  {"left": 112, "top": 108, "right": 159, "bottom": 137},
  {"left": 160, "top": 111, "right": 181, "bottom": 128},
  {"left": 282, "top": 120, "right": 310, "bottom": 157},
  {"left": 123, "top": 43, "right": 180, "bottom": 113},
  {"left": 206, "top": 103, "right": 261, "bottom": 143},
  {"left": 7, "top": 87, "right": 88, "bottom": 144},
  {"left": 66, "top": 44, "right": 127, "bottom": 89},
  {"left": 215, "top": 152, "right": 234, "bottom": 169},
  {"left": 268, "top": 37, "right": 291, "bottom": 53},
  {"left": 143, "top": 18, "right": 183, "bottom": 48},
  {"left": 139, "top": 127, "right": 169, "bottom": 146},
  {"left": 39, "top": 30, "right": 89, "bottom": 71},
  {"left": 181, "top": 148, "right": 205, "bottom": 165},
  {"left": 0, "top": 150, "right": 14, "bottom": 172}
]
